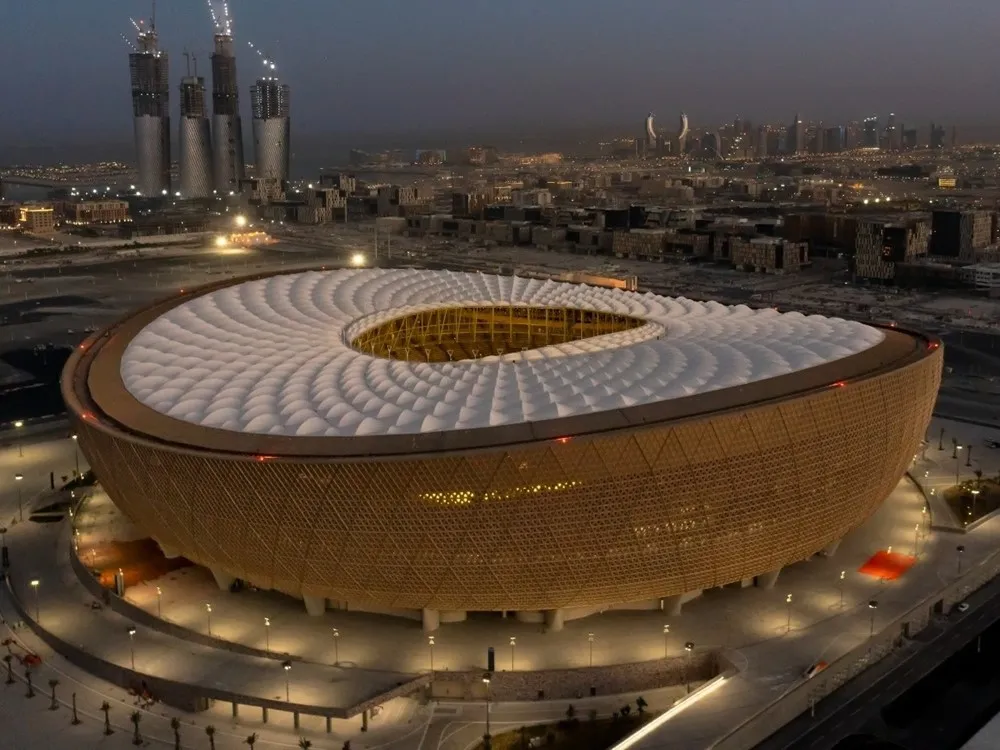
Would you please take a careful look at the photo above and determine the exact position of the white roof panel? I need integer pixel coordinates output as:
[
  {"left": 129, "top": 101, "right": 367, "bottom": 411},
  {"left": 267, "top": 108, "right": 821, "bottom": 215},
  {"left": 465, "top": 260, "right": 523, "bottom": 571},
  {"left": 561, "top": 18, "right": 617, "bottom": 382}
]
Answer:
[{"left": 120, "top": 269, "right": 885, "bottom": 437}]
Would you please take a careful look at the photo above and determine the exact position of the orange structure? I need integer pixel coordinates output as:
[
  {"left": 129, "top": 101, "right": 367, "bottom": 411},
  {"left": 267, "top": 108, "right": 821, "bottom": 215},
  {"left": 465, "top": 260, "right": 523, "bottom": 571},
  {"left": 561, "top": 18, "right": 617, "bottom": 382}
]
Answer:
[{"left": 62, "top": 269, "right": 942, "bottom": 629}]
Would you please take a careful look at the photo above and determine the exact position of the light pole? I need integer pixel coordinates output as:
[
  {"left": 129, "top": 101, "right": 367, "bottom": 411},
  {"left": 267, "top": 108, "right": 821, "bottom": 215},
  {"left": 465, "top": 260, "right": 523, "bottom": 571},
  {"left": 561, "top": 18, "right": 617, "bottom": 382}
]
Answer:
[
  {"left": 205, "top": 603, "right": 212, "bottom": 636},
  {"left": 839, "top": 570, "right": 846, "bottom": 609},
  {"left": 957, "top": 544, "right": 966, "bottom": 576},
  {"left": 509, "top": 636, "right": 516, "bottom": 671},
  {"left": 663, "top": 624, "right": 670, "bottom": 658},
  {"left": 956, "top": 446, "right": 962, "bottom": 485},
  {"left": 127, "top": 627, "right": 136, "bottom": 670},
  {"left": 913, "top": 524, "right": 920, "bottom": 556},
  {"left": 867, "top": 600, "right": 878, "bottom": 639},
  {"left": 14, "top": 420, "right": 23, "bottom": 458},
  {"left": 970, "top": 489, "right": 981, "bottom": 524},
  {"left": 587, "top": 632, "right": 595, "bottom": 667},
  {"left": 14, "top": 474, "right": 23, "bottom": 522},
  {"left": 0, "top": 526, "right": 6, "bottom": 549},
  {"left": 333, "top": 628, "right": 340, "bottom": 665},
  {"left": 71, "top": 434, "right": 80, "bottom": 476},
  {"left": 482, "top": 673, "right": 492, "bottom": 746},
  {"left": 155, "top": 587, "right": 162, "bottom": 618},
  {"left": 264, "top": 617, "right": 271, "bottom": 655},
  {"left": 282, "top": 661, "right": 291, "bottom": 702},
  {"left": 684, "top": 641, "right": 695, "bottom": 694},
  {"left": 428, "top": 635, "right": 435, "bottom": 672},
  {"left": 30, "top": 579, "right": 40, "bottom": 621},
  {"left": 785, "top": 594, "right": 793, "bottom": 633}
]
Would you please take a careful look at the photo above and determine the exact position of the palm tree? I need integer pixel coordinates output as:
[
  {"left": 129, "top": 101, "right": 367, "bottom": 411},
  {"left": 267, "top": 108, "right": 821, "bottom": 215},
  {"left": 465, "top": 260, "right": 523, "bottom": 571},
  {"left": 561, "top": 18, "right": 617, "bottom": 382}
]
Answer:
[
  {"left": 3, "top": 654, "right": 13, "bottom": 685},
  {"left": 636, "top": 696, "right": 648, "bottom": 714},
  {"left": 205, "top": 724, "right": 216, "bottom": 750},
  {"left": 101, "top": 701, "right": 113, "bottom": 735},
  {"left": 171, "top": 717, "right": 182, "bottom": 750},
  {"left": 298, "top": 739, "right": 312, "bottom": 750},
  {"left": 25, "top": 668, "right": 34, "bottom": 698},
  {"left": 939, "top": 427, "right": 945, "bottom": 451},
  {"left": 48, "top": 678, "right": 59, "bottom": 711},
  {"left": 342, "top": 742, "right": 352, "bottom": 750},
  {"left": 245, "top": 732, "right": 258, "bottom": 749},
  {"left": 565, "top": 704, "right": 576, "bottom": 721},
  {"left": 130, "top": 710, "right": 143, "bottom": 746},
  {"left": 519, "top": 727, "right": 528, "bottom": 748}
]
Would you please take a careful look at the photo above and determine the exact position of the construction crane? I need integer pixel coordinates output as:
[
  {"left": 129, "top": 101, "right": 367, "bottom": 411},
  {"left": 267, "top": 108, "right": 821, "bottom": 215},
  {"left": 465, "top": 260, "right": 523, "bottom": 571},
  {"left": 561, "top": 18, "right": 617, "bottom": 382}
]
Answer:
[{"left": 247, "top": 41, "right": 277, "bottom": 72}]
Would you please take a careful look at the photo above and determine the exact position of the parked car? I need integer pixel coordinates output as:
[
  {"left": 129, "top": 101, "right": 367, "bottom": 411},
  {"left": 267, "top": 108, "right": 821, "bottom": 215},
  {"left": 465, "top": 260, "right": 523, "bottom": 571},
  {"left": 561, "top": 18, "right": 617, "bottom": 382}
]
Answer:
[{"left": 984, "top": 439, "right": 1000, "bottom": 449}]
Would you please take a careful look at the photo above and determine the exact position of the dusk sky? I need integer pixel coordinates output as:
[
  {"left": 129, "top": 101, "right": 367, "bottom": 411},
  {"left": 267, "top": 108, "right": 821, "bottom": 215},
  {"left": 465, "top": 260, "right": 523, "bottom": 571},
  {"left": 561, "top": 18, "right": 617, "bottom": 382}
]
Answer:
[{"left": 3, "top": 0, "right": 999, "bottom": 148}]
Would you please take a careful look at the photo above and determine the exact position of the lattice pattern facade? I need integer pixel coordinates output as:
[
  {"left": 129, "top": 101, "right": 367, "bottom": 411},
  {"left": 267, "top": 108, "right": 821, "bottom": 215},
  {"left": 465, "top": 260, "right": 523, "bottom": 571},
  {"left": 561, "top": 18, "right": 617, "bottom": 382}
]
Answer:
[{"left": 66, "top": 342, "right": 942, "bottom": 613}]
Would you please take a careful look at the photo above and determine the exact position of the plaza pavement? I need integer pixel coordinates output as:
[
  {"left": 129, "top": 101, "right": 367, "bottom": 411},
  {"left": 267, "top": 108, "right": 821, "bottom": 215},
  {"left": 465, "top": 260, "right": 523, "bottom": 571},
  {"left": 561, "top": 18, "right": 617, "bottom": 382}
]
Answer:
[{"left": 4, "top": 417, "right": 1000, "bottom": 749}]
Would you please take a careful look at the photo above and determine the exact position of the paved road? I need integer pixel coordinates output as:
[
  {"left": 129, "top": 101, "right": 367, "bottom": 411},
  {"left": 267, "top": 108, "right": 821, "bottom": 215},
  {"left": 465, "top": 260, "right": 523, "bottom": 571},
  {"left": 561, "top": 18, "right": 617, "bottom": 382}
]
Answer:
[{"left": 755, "top": 574, "right": 1000, "bottom": 750}]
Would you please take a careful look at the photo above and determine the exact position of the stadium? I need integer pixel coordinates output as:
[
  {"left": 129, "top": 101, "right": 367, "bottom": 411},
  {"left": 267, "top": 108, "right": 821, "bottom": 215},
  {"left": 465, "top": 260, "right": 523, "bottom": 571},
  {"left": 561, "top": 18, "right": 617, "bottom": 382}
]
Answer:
[{"left": 63, "top": 268, "right": 942, "bottom": 630}]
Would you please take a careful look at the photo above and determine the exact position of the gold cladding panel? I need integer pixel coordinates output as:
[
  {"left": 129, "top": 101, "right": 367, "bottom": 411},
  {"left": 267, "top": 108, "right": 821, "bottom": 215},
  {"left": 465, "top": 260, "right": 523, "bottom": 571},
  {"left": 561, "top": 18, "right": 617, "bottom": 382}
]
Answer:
[{"left": 74, "top": 349, "right": 941, "bottom": 612}]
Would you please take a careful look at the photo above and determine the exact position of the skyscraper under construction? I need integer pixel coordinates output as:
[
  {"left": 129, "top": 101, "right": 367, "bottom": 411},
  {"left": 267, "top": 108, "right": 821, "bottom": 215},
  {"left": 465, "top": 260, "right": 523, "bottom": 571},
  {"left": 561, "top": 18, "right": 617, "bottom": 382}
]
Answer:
[
  {"left": 210, "top": 18, "right": 245, "bottom": 192},
  {"left": 251, "top": 75, "right": 291, "bottom": 185},
  {"left": 129, "top": 20, "right": 170, "bottom": 197},
  {"left": 178, "top": 56, "right": 213, "bottom": 198}
]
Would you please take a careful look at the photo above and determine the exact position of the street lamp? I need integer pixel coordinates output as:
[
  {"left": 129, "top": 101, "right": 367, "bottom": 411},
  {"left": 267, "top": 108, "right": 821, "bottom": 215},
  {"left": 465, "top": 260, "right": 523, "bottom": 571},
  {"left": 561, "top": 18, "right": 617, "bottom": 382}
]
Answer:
[
  {"left": 155, "top": 587, "right": 162, "bottom": 618},
  {"left": 957, "top": 544, "right": 966, "bottom": 576},
  {"left": 867, "top": 600, "right": 878, "bottom": 639},
  {"left": 684, "top": 641, "right": 695, "bottom": 694},
  {"left": 839, "top": 570, "right": 846, "bottom": 609},
  {"left": 264, "top": 617, "right": 271, "bottom": 655},
  {"left": 127, "top": 626, "right": 136, "bottom": 670},
  {"left": 71, "top": 434, "right": 80, "bottom": 476},
  {"left": 587, "top": 632, "right": 595, "bottom": 667},
  {"left": 663, "top": 624, "right": 670, "bottom": 658},
  {"left": 205, "top": 603, "right": 212, "bottom": 636},
  {"left": 970, "top": 489, "right": 981, "bottom": 524},
  {"left": 913, "top": 523, "right": 921, "bottom": 556},
  {"left": 955, "top": 446, "right": 962, "bottom": 485},
  {"left": 785, "top": 594, "right": 793, "bottom": 632},
  {"left": 428, "top": 635, "right": 435, "bottom": 672},
  {"left": 29, "top": 579, "right": 40, "bottom": 621},
  {"left": 509, "top": 636, "right": 516, "bottom": 671},
  {"left": 333, "top": 627, "right": 340, "bottom": 665},
  {"left": 14, "top": 420, "right": 23, "bottom": 458},
  {"left": 282, "top": 661, "right": 292, "bottom": 702},
  {"left": 14, "top": 474, "right": 23, "bottom": 522},
  {"left": 482, "top": 672, "right": 492, "bottom": 746}
]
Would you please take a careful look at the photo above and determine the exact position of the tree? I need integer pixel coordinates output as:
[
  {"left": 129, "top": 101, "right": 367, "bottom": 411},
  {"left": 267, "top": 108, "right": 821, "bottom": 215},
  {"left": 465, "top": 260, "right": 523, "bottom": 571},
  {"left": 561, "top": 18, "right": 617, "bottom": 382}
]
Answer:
[
  {"left": 519, "top": 726, "right": 529, "bottom": 749},
  {"left": 620, "top": 704, "right": 631, "bottom": 717},
  {"left": 3, "top": 654, "right": 13, "bottom": 685},
  {"left": 130, "top": 710, "right": 143, "bottom": 746},
  {"left": 298, "top": 739, "right": 312, "bottom": 750},
  {"left": 636, "top": 696, "right": 648, "bottom": 715},
  {"left": 206, "top": 725, "right": 216, "bottom": 750},
  {"left": 25, "top": 668, "right": 34, "bottom": 698},
  {"left": 171, "top": 717, "right": 182, "bottom": 750},
  {"left": 101, "top": 701, "right": 113, "bottom": 735},
  {"left": 48, "top": 678, "right": 59, "bottom": 711},
  {"left": 565, "top": 704, "right": 576, "bottom": 721},
  {"left": 939, "top": 427, "right": 945, "bottom": 451},
  {"left": 342, "top": 742, "right": 352, "bottom": 750},
  {"left": 245, "top": 732, "right": 258, "bottom": 749}
]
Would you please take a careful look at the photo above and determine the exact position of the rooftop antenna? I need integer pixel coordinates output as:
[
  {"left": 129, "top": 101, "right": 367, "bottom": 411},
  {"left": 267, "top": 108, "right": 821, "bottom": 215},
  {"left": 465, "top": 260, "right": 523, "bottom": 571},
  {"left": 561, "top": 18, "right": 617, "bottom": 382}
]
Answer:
[
  {"left": 183, "top": 49, "right": 191, "bottom": 76},
  {"left": 192, "top": 53, "right": 198, "bottom": 77},
  {"left": 151, "top": 0, "right": 157, "bottom": 31}
]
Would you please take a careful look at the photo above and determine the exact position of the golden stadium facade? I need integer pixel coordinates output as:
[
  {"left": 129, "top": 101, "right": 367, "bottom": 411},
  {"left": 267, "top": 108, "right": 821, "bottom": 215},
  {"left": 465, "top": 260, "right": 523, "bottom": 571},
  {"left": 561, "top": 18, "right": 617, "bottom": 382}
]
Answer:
[{"left": 62, "top": 268, "right": 942, "bottom": 623}]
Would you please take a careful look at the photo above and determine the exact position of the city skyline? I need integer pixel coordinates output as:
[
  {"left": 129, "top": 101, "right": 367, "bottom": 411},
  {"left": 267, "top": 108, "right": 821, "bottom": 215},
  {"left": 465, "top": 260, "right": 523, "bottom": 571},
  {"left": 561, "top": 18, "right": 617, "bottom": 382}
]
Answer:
[{"left": 4, "top": 0, "right": 1000, "bottom": 153}]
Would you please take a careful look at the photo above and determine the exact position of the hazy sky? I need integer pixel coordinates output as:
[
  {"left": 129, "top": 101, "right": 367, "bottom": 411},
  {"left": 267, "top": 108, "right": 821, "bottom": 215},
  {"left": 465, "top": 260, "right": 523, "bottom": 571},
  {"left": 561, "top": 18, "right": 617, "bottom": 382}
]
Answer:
[{"left": 3, "top": 0, "right": 999, "bottom": 147}]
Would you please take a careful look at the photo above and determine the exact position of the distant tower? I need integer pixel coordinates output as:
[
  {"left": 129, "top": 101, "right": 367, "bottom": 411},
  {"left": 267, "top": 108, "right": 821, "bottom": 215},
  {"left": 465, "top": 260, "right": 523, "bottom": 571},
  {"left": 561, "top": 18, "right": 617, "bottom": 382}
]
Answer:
[
  {"left": 178, "top": 53, "right": 213, "bottom": 198},
  {"left": 128, "top": 16, "right": 170, "bottom": 197},
  {"left": 249, "top": 46, "right": 291, "bottom": 184},
  {"left": 643, "top": 113, "right": 657, "bottom": 157},
  {"left": 676, "top": 112, "right": 690, "bottom": 156},
  {"left": 209, "top": 3, "right": 245, "bottom": 191},
  {"left": 788, "top": 113, "right": 805, "bottom": 154}
]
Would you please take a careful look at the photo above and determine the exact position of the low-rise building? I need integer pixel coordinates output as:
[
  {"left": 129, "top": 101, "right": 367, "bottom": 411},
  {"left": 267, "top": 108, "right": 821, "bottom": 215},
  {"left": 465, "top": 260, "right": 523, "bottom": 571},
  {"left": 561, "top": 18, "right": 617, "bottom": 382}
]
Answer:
[
  {"left": 730, "top": 236, "right": 809, "bottom": 274},
  {"left": 854, "top": 217, "right": 930, "bottom": 281},
  {"left": 61, "top": 199, "right": 130, "bottom": 224},
  {"left": 18, "top": 205, "right": 56, "bottom": 233},
  {"left": 959, "top": 262, "right": 1000, "bottom": 292}
]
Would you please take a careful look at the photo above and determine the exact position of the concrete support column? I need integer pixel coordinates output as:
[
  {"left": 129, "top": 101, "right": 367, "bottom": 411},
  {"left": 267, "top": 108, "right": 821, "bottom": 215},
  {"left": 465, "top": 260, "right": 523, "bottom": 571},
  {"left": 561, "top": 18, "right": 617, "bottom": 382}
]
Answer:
[
  {"left": 664, "top": 595, "right": 684, "bottom": 617},
  {"left": 209, "top": 567, "right": 235, "bottom": 591},
  {"left": 326, "top": 716, "right": 332, "bottom": 733},
  {"left": 303, "top": 595, "right": 326, "bottom": 617},
  {"left": 821, "top": 539, "right": 842, "bottom": 557},
  {"left": 361, "top": 709, "right": 369, "bottom": 732},
  {"left": 422, "top": 608, "right": 440, "bottom": 633},
  {"left": 757, "top": 568, "right": 782, "bottom": 590},
  {"left": 262, "top": 707, "right": 269, "bottom": 723},
  {"left": 231, "top": 702, "right": 239, "bottom": 717},
  {"left": 293, "top": 712, "right": 300, "bottom": 730},
  {"left": 544, "top": 609, "right": 564, "bottom": 633}
]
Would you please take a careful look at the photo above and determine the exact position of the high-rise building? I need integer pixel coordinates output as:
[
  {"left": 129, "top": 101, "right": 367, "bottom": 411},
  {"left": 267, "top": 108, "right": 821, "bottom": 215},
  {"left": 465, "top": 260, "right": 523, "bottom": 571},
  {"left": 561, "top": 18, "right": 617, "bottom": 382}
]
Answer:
[
  {"left": 643, "top": 113, "right": 657, "bottom": 157},
  {"left": 862, "top": 117, "right": 879, "bottom": 148},
  {"left": 251, "top": 76, "right": 291, "bottom": 184},
  {"left": 886, "top": 113, "right": 900, "bottom": 151},
  {"left": 675, "top": 113, "right": 690, "bottom": 156},
  {"left": 178, "top": 56, "right": 213, "bottom": 198},
  {"left": 824, "top": 126, "right": 845, "bottom": 153},
  {"left": 129, "top": 21, "right": 170, "bottom": 197},
  {"left": 929, "top": 123, "right": 947, "bottom": 149},
  {"left": 211, "top": 25, "right": 245, "bottom": 192},
  {"left": 787, "top": 113, "right": 805, "bottom": 154}
]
